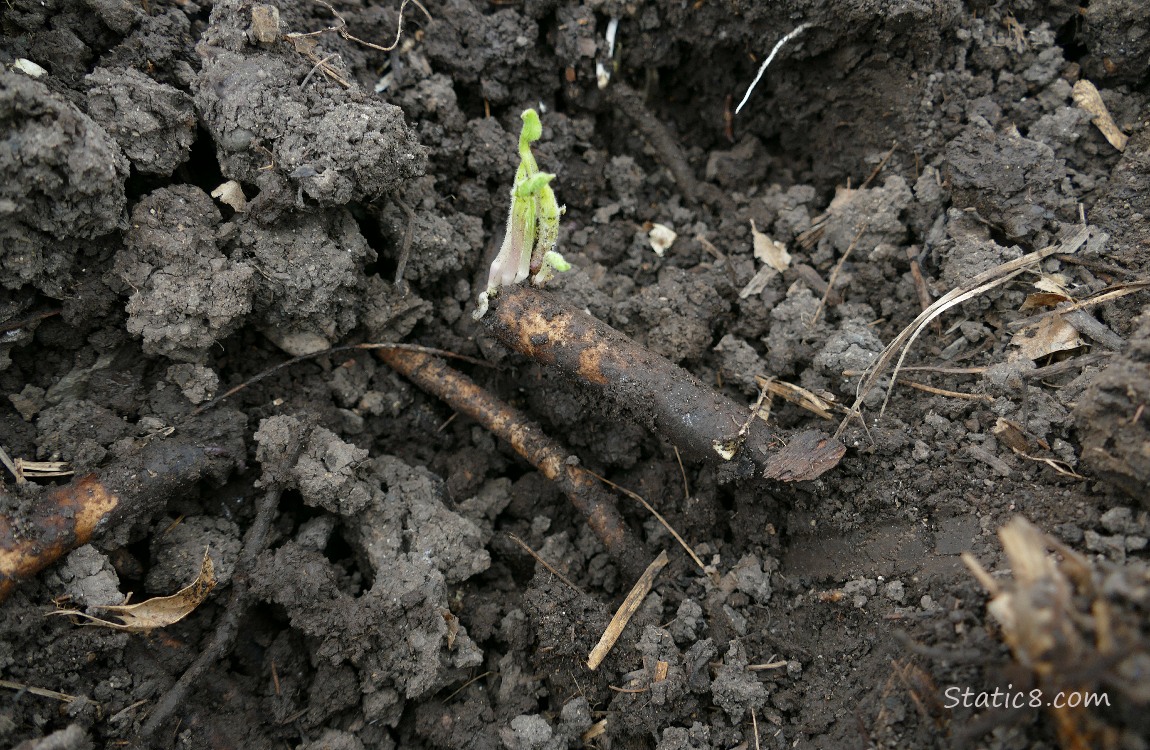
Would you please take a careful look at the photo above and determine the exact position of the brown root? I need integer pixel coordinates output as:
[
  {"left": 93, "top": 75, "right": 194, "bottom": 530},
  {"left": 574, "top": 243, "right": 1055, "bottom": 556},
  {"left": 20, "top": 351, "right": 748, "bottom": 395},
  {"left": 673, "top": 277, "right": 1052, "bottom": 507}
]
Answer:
[
  {"left": 0, "top": 440, "right": 232, "bottom": 604},
  {"left": 376, "top": 347, "right": 648, "bottom": 579},
  {"left": 482, "top": 285, "right": 844, "bottom": 482}
]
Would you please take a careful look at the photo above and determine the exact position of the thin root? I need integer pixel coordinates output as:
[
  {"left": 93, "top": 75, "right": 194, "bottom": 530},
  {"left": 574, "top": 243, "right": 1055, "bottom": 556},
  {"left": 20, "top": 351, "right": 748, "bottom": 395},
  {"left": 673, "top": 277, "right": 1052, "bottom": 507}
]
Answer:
[{"left": 377, "top": 347, "right": 647, "bottom": 579}]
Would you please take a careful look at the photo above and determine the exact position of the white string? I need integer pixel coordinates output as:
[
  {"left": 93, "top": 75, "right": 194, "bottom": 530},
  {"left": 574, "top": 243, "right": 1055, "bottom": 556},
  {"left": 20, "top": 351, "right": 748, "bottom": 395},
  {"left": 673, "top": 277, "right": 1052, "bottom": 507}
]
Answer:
[{"left": 735, "top": 22, "right": 812, "bottom": 115}]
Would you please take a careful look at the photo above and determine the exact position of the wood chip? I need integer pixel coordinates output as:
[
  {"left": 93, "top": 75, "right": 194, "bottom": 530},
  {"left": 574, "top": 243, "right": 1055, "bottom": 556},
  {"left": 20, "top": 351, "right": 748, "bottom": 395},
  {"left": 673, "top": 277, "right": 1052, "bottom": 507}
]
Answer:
[
  {"left": 581, "top": 720, "right": 607, "bottom": 742},
  {"left": 965, "top": 444, "right": 1012, "bottom": 477},
  {"left": 648, "top": 223, "right": 677, "bottom": 257},
  {"left": 1062, "top": 309, "right": 1125, "bottom": 351},
  {"left": 587, "top": 550, "right": 669, "bottom": 670},
  {"left": 211, "top": 180, "right": 248, "bottom": 212},
  {"left": 992, "top": 418, "right": 1031, "bottom": 454},
  {"left": 739, "top": 265, "right": 778, "bottom": 299}
]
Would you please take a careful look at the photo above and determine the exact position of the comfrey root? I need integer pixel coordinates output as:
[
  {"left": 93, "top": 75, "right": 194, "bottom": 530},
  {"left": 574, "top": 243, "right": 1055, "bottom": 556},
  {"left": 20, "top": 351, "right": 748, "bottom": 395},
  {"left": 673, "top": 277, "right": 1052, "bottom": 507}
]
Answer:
[{"left": 482, "top": 286, "right": 845, "bottom": 482}]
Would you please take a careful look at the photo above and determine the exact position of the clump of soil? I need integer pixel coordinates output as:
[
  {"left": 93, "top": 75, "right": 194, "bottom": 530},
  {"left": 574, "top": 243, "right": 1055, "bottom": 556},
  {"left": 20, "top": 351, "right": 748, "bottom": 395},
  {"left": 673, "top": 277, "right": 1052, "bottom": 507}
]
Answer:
[{"left": 1, "top": 0, "right": 1148, "bottom": 749}]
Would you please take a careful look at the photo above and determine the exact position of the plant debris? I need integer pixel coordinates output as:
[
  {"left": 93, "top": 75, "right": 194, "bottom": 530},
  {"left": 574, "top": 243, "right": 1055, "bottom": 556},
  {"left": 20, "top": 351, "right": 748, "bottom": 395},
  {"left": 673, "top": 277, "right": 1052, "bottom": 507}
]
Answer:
[{"left": 51, "top": 550, "right": 215, "bottom": 632}]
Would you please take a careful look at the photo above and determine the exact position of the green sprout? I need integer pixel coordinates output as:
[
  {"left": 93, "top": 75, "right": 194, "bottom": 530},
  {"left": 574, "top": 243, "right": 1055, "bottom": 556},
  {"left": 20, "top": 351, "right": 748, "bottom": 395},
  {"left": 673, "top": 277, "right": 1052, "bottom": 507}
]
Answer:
[{"left": 474, "top": 109, "right": 567, "bottom": 319}]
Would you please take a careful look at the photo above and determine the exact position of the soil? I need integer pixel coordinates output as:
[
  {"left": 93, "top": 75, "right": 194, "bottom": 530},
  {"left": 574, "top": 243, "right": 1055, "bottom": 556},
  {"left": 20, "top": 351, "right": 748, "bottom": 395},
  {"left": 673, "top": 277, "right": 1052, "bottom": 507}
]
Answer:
[{"left": 1, "top": 1, "right": 1149, "bottom": 749}]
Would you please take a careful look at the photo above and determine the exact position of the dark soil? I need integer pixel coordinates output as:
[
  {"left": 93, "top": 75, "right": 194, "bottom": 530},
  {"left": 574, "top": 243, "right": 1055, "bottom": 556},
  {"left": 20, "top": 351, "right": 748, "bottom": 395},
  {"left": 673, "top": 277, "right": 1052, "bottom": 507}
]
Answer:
[{"left": 2, "top": 1, "right": 1149, "bottom": 749}]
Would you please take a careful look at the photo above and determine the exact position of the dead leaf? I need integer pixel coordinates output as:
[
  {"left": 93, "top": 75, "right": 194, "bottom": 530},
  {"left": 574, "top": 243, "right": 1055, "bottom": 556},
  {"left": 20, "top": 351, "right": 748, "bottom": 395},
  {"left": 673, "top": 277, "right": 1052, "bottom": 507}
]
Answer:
[
  {"left": 761, "top": 430, "right": 846, "bottom": 482},
  {"left": 993, "top": 418, "right": 1031, "bottom": 453},
  {"left": 750, "top": 220, "right": 791, "bottom": 272},
  {"left": 738, "top": 265, "right": 778, "bottom": 299},
  {"left": 1033, "top": 273, "right": 1072, "bottom": 296},
  {"left": 442, "top": 610, "right": 459, "bottom": 650},
  {"left": 1020, "top": 292, "right": 1072, "bottom": 311},
  {"left": 1010, "top": 315, "right": 1085, "bottom": 360},
  {"left": 50, "top": 550, "right": 216, "bottom": 632},
  {"left": 648, "top": 223, "right": 677, "bottom": 257},
  {"left": 1072, "top": 79, "right": 1128, "bottom": 152},
  {"left": 211, "top": 180, "right": 248, "bottom": 212}
]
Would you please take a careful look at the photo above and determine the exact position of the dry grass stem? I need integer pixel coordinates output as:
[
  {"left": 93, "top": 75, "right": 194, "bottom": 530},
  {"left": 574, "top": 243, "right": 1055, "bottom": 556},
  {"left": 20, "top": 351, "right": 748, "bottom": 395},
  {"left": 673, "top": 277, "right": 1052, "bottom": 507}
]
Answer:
[
  {"left": 906, "top": 246, "right": 939, "bottom": 334},
  {"left": 810, "top": 222, "right": 866, "bottom": 329},
  {"left": 672, "top": 446, "right": 691, "bottom": 502},
  {"left": 0, "top": 444, "right": 23, "bottom": 484},
  {"left": 441, "top": 671, "right": 494, "bottom": 704},
  {"left": 754, "top": 376, "right": 836, "bottom": 419},
  {"left": 587, "top": 550, "right": 670, "bottom": 670},
  {"left": 902, "top": 380, "right": 994, "bottom": 402},
  {"left": 586, "top": 470, "right": 708, "bottom": 577},
  {"left": 581, "top": 720, "right": 608, "bottom": 742},
  {"left": 859, "top": 142, "right": 898, "bottom": 190},
  {"left": 747, "top": 660, "right": 788, "bottom": 671},
  {"left": 0, "top": 679, "right": 79, "bottom": 704},
  {"left": 14, "top": 460, "right": 73, "bottom": 479},
  {"left": 1010, "top": 451, "right": 1087, "bottom": 479},
  {"left": 841, "top": 365, "right": 987, "bottom": 376},
  {"left": 841, "top": 225, "right": 1090, "bottom": 432},
  {"left": 507, "top": 533, "right": 582, "bottom": 593}
]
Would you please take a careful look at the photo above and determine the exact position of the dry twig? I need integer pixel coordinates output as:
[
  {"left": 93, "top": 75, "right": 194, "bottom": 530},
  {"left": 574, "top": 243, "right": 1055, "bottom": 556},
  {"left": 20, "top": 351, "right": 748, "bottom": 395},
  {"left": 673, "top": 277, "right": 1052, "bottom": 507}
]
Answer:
[
  {"left": 810, "top": 222, "right": 866, "bottom": 328},
  {"left": 507, "top": 533, "right": 582, "bottom": 593},
  {"left": 584, "top": 470, "right": 709, "bottom": 577},
  {"left": 286, "top": 0, "right": 431, "bottom": 53},
  {"left": 587, "top": 550, "right": 669, "bottom": 670}
]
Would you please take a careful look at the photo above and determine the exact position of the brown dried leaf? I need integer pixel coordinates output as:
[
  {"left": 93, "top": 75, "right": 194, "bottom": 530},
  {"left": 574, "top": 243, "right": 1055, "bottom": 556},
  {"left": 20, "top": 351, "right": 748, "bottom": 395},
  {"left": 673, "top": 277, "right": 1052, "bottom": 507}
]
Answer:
[
  {"left": 1011, "top": 315, "right": 1085, "bottom": 360},
  {"left": 648, "top": 223, "right": 677, "bottom": 257},
  {"left": 210, "top": 180, "right": 248, "bottom": 212},
  {"left": 1020, "top": 291, "right": 1072, "bottom": 311},
  {"left": 761, "top": 430, "right": 846, "bottom": 481},
  {"left": 443, "top": 610, "right": 459, "bottom": 650},
  {"left": 738, "top": 265, "right": 778, "bottom": 299},
  {"left": 50, "top": 550, "right": 216, "bottom": 632},
  {"left": 750, "top": 220, "right": 791, "bottom": 272},
  {"left": 1072, "top": 79, "right": 1128, "bottom": 152},
  {"left": 992, "top": 417, "right": 1031, "bottom": 453},
  {"left": 1033, "top": 273, "right": 1072, "bottom": 296}
]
